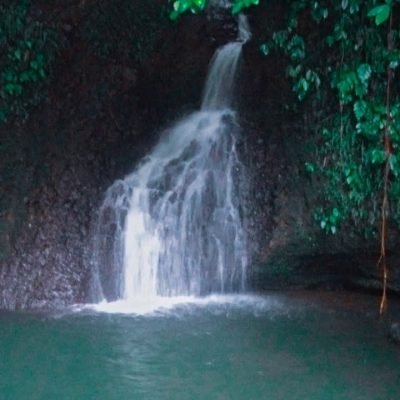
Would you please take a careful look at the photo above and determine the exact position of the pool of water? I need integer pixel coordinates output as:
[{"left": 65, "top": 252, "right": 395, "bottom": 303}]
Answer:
[{"left": 0, "top": 294, "right": 399, "bottom": 400}]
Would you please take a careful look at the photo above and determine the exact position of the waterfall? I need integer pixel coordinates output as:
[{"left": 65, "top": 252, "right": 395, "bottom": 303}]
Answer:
[{"left": 92, "top": 15, "right": 251, "bottom": 306}]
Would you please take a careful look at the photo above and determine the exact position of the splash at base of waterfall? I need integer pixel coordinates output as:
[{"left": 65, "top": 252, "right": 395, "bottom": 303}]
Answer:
[
  {"left": 82, "top": 293, "right": 284, "bottom": 316},
  {"left": 89, "top": 295, "right": 197, "bottom": 315}
]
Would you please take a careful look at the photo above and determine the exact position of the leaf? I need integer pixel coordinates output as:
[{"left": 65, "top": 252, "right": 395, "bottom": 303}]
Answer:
[
  {"left": 3, "top": 70, "right": 17, "bottom": 83},
  {"left": 294, "top": 77, "right": 309, "bottom": 100},
  {"left": 367, "top": 4, "right": 391, "bottom": 25},
  {"left": 13, "top": 48, "right": 22, "bottom": 61},
  {"left": 0, "top": 109, "right": 7, "bottom": 121},
  {"left": 231, "top": 3, "right": 241, "bottom": 14},
  {"left": 4, "top": 83, "right": 23, "bottom": 96},
  {"left": 169, "top": 10, "right": 179, "bottom": 20},
  {"left": 357, "top": 64, "right": 371, "bottom": 83},
  {"left": 173, "top": 1, "right": 181, "bottom": 11},
  {"left": 388, "top": 50, "right": 400, "bottom": 69},
  {"left": 192, "top": 0, "right": 204, "bottom": 7},
  {"left": 260, "top": 43, "right": 269, "bottom": 56},
  {"left": 370, "top": 148, "right": 386, "bottom": 164},
  {"left": 305, "top": 162, "right": 315, "bottom": 173},
  {"left": 287, "top": 64, "right": 301, "bottom": 78},
  {"left": 39, "top": 69, "right": 46, "bottom": 79},
  {"left": 367, "top": 4, "right": 385, "bottom": 17},
  {"left": 353, "top": 100, "right": 367, "bottom": 120},
  {"left": 300, "top": 78, "right": 308, "bottom": 91},
  {"left": 170, "top": 0, "right": 194, "bottom": 19},
  {"left": 232, "top": 0, "right": 259, "bottom": 14},
  {"left": 30, "top": 60, "right": 39, "bottom": 70}
]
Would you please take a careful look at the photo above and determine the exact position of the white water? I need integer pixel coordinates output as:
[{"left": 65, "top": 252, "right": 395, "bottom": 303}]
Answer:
[
  {"left": 202, "top": 15, "right": 251, "bottom": 110},
  {"left": 82, "top": 294, "right": 285, "bottom": 316},
  {"left": 91, "top": 15, "right": 251, "bottom": 313}
]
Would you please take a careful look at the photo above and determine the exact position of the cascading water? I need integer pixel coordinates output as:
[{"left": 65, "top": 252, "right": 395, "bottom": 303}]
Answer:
[{"left": 92, "top": 14, "right": 251, "bottom": 308}]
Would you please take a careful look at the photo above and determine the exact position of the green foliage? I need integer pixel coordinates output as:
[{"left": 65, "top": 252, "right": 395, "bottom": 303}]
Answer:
[
  {"left": 0, "top": 0, "right": 58, "bottom": 122},
  {"left": 231, "top": 0, "right": 259, "bottom": 15},
  {"left": 368, "top": 3, "right": 391, "bottom": 25},
  {"left": 87, "top": 0, "right": 169, "bottom": 63},
  {"left": 316, "top": 207, "right": 342, "bottom": 234},
  {"left": 168, "top": 0, "right": 259, "bottom": 19},
  {"left": 260, "top": 0, "right": 400, "bottom": 237},
  {"left": 169, "top": 0, "right": 207, "bottom": 20}
]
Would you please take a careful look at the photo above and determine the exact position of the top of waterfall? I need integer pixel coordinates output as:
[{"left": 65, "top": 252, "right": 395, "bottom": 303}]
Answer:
[
  {"left": 200, "top": 14, "right": 251, "bottom": 110},
  {"left": 238, "top": 14, "right": 251, "bottom": 42},
  {"left": 208, "top": 0, "right": 252, "bottom": 42}
]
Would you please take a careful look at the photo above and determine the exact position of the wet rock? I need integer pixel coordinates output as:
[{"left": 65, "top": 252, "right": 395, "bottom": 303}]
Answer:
[
  {"left": 389, "top": 322, "right": 400, "bottom": 344},
  {"left": 122, "top": 67, "right": 136, "bottom": 83}
]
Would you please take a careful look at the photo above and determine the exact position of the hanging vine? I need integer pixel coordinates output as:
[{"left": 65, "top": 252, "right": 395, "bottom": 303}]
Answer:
[{"left": 378, "top": 7, "right": 395, "bottom": 314}]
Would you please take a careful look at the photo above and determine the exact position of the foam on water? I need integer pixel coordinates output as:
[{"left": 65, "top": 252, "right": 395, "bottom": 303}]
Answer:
[{"left": 81, "top": 294, "right": 285, "bottom": 316}]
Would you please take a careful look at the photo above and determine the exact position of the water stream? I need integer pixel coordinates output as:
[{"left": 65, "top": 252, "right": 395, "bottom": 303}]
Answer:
[{"left": 92, "top": 15, "right": 251, "bottom": 311}]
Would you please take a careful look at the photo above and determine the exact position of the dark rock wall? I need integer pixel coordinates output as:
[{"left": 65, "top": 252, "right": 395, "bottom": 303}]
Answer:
[{"left": 0, "top": 1, "right": 226, "bottom": 309}]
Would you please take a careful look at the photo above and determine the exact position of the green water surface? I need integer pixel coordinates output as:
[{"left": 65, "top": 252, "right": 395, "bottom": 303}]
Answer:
[{"left": 0, "top": 295, "right": 399, "bottom": 400}]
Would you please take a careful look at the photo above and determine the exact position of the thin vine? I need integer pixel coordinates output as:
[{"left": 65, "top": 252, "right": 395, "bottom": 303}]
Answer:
[{"left": 378, "top": 8, "right": 395, "bottom": 315}]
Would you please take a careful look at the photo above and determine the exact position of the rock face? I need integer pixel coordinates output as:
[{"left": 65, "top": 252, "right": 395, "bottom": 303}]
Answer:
[
  {"left": 0, "top": 1, "right": 399, "bottom": 310},
  {"left": 237, "top": 3, "right": 400, "bottom": 296},
  {"left": 0, "top": 1, "right": 240, "bottom": 309},
  {"left": 0, "top": 159, "right": 95, "bottom": 309}
]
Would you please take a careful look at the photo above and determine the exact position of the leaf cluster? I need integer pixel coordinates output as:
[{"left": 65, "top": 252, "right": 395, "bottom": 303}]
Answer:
[
  {"left": 260, "top": 0, "right": 400, "bottom": 237},
  {"left": 168, "top": 0, "right": 259, "bottom": 20},
  {"left": 0, "top": 0, "right": 58, "bottom": 122}
]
